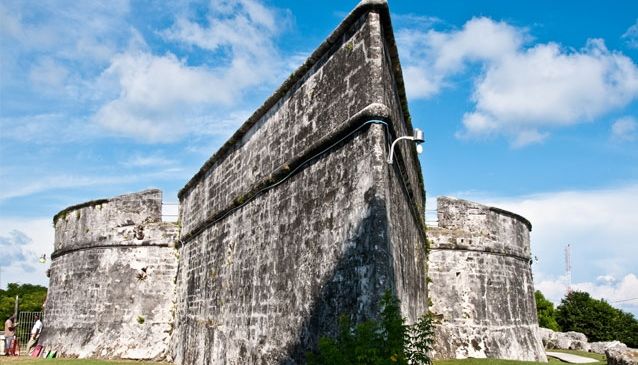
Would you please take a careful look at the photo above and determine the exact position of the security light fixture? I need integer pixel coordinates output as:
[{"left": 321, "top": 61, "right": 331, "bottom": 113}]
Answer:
[
  {"left": 39, "top": 254, "right": 47, "bottom": 264},
  {"left": 387, "top": 128, "right": 425, "bottom": 164}
]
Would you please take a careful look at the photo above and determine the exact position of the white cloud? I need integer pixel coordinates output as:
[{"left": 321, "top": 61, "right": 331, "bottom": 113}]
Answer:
[
  {"left": 0, "top": 169, "right": 186, "bottom": 202},
  {"left": 401, "top": 65, "right": 442, "bottom": 99},
  {"left": 0, "top": 0, "right": 131, "bottom": 77},
  {"left": 391, "top": 14, "right": 440, "bottom": 30},
  {"left": 397, "top": 18, "right": 638, "bottom": 146},
  {"left": 91, "top": 0, "right": 287, "bottom": 142},
  {"left": 123, "top": 154, "right": 176, "bottom": 168},
  {"left": 487, "top": 184, "right": 638, "bottom": 276},
  {"left": 622, "top": 19, "right": 638, "bottom": 49},
  {"left": 0, "top": 175, "right": 135, "bottom": 202},
  {"left": 93, "top": 51, "right": 234, "bottom": 142},
  {"left": 396, "top": 17, "right": 524, "bottom": 98},
  {"left": 536, "top": 274, "right": 638, "bottom": 315},
  {"left": 92, "top": 50, "right": 256, "bottom": 142},
  {"left": 1, "top": 0, "right": 288, "bottom": 144},
  {"left": 163, "top": 0, "right": 280, "bottom": 52},
  {"left": 466, "top": 39, "right": 638, "bottom": 145},
  {"left": 428, "top": 18, "right": 523, "bottom": 72},
  {"left": 597, "top": 275, "right": 618, "bottom": 286},
  {"left": 28, "top": 57, "right": 69, "bottom": 89},
  {"left": 0, "top": 114, "right": 101, "bottom": 144},
  {"left": 611, "top": 116, "right": 638, "bottom": 142},
  {"left": 0, "top": 219, "right": 53, "bottom": 288}
]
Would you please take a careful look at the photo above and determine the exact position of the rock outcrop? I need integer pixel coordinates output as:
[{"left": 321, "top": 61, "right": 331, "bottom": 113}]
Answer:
[
  {"left": 606, "top": 347, "right": 638, "bottom": 365},
  {"left": 590, "top": 341, "right": 627, "bottom": 355},
  {"left": 539, "top": 328, "right": 591, "bottom": 351}
]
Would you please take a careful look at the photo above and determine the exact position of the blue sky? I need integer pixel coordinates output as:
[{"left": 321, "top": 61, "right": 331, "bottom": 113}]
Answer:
[{"left": 1, "top": 0, "right": 637, "bottom": 315}]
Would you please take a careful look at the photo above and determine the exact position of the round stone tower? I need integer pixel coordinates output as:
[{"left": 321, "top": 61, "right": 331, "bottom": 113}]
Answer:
[
  {"left": 40, "top": 189, "right": 179, "bottom": 360},
  {"left": 427, "top": 196, "right": 547, "bottom": 362}
]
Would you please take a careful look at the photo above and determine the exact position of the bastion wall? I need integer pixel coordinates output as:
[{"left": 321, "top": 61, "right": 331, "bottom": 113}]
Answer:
[
  {"left": 427, "top": 197, "right": 547, "bottom": 362},
  {"left": 40, "top": 189, "right": 179, "bottom": 360},
  {"left": 172, "top": 1, "right": 427, "bottom": 364}
]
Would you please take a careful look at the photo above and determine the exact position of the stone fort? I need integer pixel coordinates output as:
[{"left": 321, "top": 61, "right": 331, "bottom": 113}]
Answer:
[{"left": 40, "top": 1, "right": 546, "bottom": 363}]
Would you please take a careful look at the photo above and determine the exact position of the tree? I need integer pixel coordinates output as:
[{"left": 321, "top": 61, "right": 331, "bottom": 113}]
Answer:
[
  {"left": 0, "top": 283, "right": 47, "bottom": 322},
  {"left": 556, "top": 291, "right": 638, "bottom": 348},
  {"left": 535, "top": 290, "right": 560, "bottom": 331}
]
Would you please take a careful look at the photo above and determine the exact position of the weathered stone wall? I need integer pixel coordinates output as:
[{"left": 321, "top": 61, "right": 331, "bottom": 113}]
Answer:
[
  {"left": 173, "top": 1, "right": 427, "bottom": 364},
  {"left": 37, "top": 1, "right": 554, "bottom": 363},
  {"left": 427, "top": 197, "right": 547, "bottom": 362},
  {"left": 41, "top": 189, "right": 179, "bottom": 360}
]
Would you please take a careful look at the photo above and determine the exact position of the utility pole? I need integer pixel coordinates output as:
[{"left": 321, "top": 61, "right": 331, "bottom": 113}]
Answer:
[
  {"left": 14, "top": 295, "right": 19, "bottom": 317},
  {"left": 565, "top": 244, "right": 572, "bottom": 295}
]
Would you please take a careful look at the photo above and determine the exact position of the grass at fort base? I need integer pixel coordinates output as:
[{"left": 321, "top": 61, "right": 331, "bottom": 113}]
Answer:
[
  {"left": 435, "top": 349, "right": 606, "bottom": 365},
  {"left": 0, "top": 349, "right": 606, "bottom": 365},
  {"left": 0, "top": 359, "right": 166, "bottom": 365}
]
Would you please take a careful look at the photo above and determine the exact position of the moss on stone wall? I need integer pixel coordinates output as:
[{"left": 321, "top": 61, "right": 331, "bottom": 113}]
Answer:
[{"left": 53, "top": 198, "right": 109, "bottom": 225}]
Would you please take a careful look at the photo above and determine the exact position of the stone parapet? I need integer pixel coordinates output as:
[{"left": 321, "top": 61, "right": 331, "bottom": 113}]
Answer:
[
  {"left": 430, "top": 196, "right": 532, "bottom": 260},
  {"left": 52, "top": 189, "right": 164, "bottom": 254}
]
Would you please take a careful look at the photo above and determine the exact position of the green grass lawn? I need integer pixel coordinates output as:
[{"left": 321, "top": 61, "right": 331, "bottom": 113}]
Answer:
[
  {"left": 436, "top": 360, "right": 545, "bottom": 365},
  {"left": 0, "top": 359, "right": 580, "bottom": 365},
  {"left": 433, "top": 349, "right": 606, "bottom": 365},
  {"left": 0, "top": 349, "right": 607, "bottom": 365},
  {"left": 0, "top": 358, "right": 165, "bottom": 365}
]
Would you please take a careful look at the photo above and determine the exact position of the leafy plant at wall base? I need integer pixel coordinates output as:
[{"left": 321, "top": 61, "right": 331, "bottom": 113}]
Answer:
[
  {"left": 379, "top": 292, "right": 408, "bottom": 363},
  {"left": 307, "top": 291, "right": 433, "bottom": 365},
  {"left": 136, "top": 315, "right": 145, "bottom": 324},
  {"left": 406, "top": 313, "right": 435, "bottom": 365}
]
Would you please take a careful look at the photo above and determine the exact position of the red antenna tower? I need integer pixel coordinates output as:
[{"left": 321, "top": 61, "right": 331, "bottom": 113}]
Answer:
[{"left": 565, "top": 244, "right": 572, "bottom": 295}]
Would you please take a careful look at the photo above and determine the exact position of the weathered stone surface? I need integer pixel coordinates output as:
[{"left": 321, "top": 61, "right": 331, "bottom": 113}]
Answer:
[
  {"left": 590, "top": 341, "right": 627, "bottom": 354},
  {"left": 606, "top": 347, "right": 638, "bottom": 365},
  {"left": 40, "top": 190, "right": 179, "bottom": 360},
  {"left": 540, "top": 328, "right": 591, "bottom": 351},
  {"left": 427, "top": 197, "right": 547, "bottom": 362},
  {"left": 172, "top": 2, "right": 427, "bottom": 365},
  {"left": 36, "top": 0, "right": 559, "bottom": 363},
  {"left": 560, "top": 332, "right": 591, "bottom": 352}
]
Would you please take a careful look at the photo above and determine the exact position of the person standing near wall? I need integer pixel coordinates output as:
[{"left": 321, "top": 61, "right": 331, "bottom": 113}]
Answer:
[
  {"left": 4, "top": 315, "right": 16, "bottom": 355},
  {"left": 27, "top": 315, "right": 42, "bottom": 354}
]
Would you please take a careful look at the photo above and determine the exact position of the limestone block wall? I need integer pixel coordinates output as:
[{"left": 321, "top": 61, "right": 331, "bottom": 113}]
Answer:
[
  {"left": 40, "top": 189, "right": 179, "bottom": 360},
  {"left": 173, "top": 1, "right": 427, "bottom": 364},
  {"left": 427, "top": 197, "right": 546, "bottom": 362}
]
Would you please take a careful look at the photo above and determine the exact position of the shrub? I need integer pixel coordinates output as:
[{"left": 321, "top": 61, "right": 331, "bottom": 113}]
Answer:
[
  {"left": 535, "top": 290, "right": 560, "bottom": 331},
  {"left": 307, "top": 291, "right": 433, "bottom": 365},
  {"left": 556, "top": 291, "right": 638, "bottom": 347}
]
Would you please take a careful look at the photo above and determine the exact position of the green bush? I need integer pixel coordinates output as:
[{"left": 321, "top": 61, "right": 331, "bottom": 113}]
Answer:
[
  {"left": 535, "top": 290, "right": 560, "bottom": 331},
  {"left": 307, "top": 291, "right": 434, "bottom": 365},
  {"left": 556, "top": 291, "right": 638, "bottom": 347},
  {"left": 0, "top": 283, "right": 47, "bottom": 321}
]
